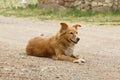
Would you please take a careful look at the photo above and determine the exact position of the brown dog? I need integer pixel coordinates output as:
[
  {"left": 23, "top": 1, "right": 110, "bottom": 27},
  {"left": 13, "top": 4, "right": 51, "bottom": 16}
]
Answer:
[{"left": 26, "top": 23, "right": 86, "bottom": 64}]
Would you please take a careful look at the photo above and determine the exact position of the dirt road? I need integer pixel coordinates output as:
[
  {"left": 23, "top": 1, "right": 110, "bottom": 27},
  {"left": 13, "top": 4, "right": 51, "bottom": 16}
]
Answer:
[{"left": 0, "top": 16, "right": 120, "bottom": 80}]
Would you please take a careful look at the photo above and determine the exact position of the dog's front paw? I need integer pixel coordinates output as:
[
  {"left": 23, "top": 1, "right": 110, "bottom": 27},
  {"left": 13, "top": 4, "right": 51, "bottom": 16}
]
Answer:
[{"left": 73, "top": 58, "right": 86, "bottom": 64}]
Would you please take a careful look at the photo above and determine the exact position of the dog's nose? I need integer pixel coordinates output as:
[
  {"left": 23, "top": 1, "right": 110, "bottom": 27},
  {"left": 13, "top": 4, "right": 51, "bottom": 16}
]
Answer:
[{"left": 76, "top": 37, "right": 80, "bottom": 41}]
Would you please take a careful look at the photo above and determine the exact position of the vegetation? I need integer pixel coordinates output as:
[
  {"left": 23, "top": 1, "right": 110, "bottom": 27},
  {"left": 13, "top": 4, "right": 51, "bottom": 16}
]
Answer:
[{"left": 0, "top": 3, "right": 120, "bottom": 24}]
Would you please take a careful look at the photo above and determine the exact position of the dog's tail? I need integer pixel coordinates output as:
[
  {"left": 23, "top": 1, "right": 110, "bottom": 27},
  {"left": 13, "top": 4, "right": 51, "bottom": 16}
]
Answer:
[{"left": 26, "top": 44, "right": 33, "bottom": 55}]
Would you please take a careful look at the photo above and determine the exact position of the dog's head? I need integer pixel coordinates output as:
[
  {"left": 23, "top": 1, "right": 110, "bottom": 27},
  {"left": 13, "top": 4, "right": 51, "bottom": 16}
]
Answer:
[{"left": 59, "top": 22, "right": 81, "bottom": 44}]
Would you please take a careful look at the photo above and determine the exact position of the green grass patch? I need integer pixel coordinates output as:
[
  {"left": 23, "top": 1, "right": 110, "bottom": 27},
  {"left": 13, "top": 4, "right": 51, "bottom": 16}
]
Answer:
[{"left": 0, "top": 4, "right": 120, "bottom": 24}]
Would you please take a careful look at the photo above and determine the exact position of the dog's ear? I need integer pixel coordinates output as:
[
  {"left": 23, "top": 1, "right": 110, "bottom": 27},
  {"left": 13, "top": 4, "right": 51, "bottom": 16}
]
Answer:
[
  {"left": 60, "top": 22, "right": 68, "bottom": 33},
  {"left": 72, "top": 24, "right": 81, "bottom": 30}
]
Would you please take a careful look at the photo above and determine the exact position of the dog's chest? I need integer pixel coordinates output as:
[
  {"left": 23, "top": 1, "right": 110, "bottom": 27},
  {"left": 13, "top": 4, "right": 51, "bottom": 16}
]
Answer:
[{"left": 65, "top": 46, "right": 74, "bottom": 56}]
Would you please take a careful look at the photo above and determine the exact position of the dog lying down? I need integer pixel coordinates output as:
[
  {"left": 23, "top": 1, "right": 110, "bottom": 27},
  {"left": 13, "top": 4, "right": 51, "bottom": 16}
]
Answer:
[{"left": 26, "top": 22, "right": 86, "bottom": 64}]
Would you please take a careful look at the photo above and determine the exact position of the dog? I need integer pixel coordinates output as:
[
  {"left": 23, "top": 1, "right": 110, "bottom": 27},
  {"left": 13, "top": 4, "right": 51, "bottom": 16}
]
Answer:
[{"left": 26, "top": 22, "right": 86, "bottom": 64}]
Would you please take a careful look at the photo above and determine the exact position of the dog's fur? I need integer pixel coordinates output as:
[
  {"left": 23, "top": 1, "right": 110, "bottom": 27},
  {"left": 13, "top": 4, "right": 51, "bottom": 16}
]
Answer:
[{"left": 26, "top": 23, "right": 85, "bottom": 64}]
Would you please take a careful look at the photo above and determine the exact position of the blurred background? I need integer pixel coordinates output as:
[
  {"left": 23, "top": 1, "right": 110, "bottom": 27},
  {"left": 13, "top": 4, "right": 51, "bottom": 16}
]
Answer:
[
  {"left": 0, "top": 0, "right": 37, "bottom": 8},
  {"left": 0, "top": 0, "right": 120, "bottom": 24}
]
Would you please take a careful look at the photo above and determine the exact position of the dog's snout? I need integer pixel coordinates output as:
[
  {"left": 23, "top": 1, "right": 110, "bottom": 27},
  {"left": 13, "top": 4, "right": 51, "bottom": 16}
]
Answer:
[{"left": 77, "top": 37, "right": 80, "bottom": 41}]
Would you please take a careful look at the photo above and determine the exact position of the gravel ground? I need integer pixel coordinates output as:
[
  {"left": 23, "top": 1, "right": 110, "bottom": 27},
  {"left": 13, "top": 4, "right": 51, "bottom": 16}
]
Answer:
[{"left": 0, "top": 16, "right": 120, "bottom": 80}]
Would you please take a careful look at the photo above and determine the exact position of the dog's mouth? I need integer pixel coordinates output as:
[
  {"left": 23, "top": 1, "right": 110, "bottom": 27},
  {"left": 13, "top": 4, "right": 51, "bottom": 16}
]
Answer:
[{"left": 70, "top": 38, "right": 80, "bottom": 44}]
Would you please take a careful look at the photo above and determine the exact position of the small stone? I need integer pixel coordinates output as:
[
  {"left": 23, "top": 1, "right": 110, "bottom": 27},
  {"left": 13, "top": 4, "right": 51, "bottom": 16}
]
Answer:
[
  {"left": 21, "top": 68, "right": 28, "bottom": 72},
  {"left": 40, "top": 34, "right": 44, "bottom": 36},
  {"left": 4, "top": 68, "right": 12, "bottom": 71},
  {"left": 55, "top": 76, "right": 59, "bottom": 78},
  {"left": 21, "top": 55, "right": 26, "bottom": 59}
]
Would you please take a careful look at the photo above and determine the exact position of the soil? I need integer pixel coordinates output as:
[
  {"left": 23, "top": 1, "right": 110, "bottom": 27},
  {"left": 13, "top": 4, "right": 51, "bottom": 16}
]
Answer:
[{"left": 0, "top": 16, "right": 120, "bottom": 80}]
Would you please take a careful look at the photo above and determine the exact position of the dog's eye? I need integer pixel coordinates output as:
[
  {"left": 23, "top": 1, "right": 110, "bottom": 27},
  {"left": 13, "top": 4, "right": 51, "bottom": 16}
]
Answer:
[{"left": 69, "top": 32, "right": 73, "bottom": 34}]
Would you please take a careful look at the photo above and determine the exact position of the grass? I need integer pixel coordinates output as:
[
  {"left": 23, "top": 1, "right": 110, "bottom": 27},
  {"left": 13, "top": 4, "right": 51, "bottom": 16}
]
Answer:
[{"left": 0, "top": 3, "right": 120, "bottom": 24}]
